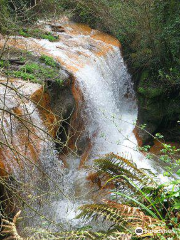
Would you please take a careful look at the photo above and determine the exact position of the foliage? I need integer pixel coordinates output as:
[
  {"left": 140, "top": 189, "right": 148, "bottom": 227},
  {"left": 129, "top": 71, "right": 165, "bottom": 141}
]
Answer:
[
  {"left": 0, "top": 52, "right": 63, "bottom": 85},
  {"left": 19, "top": 28, "right": 58, "bottom": 42},
  {"left": 78, "top": 202, "right": 162, "bottom": 230},
  {"left": 13, "top": 70, "right": 37, "bottom": 82},
  {"left": 93, "top": 154, "right": 180, "bottom": 238},
  {"left": 0, "top": 0, "right": 10, "bottom": 33},
  {"left": 1, "top": 0, "right": 179, "bottom": 86},
  {"left": 40, "top": 55, "right": 57, "bottom": 67},
  {"left": 59, "top": 0, "right": 180, "bottom": 88},
  {"left": 0, "top": 0, "right": 64, "bottom": 32}
]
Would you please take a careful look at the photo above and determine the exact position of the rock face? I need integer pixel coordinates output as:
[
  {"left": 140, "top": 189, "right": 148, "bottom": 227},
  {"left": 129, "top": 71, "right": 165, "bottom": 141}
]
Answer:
[
  {"left": 137, "top": 70, "right": 180, "bottom": 144},
  {"left": 0, "top": 73, "right": 76, "bottom": 177},
  {"left": 0, "top": 78, "right": 46, "bottom": 176},
  {"left": 46, "top": 77, "right": 76, "bottom": 149}
]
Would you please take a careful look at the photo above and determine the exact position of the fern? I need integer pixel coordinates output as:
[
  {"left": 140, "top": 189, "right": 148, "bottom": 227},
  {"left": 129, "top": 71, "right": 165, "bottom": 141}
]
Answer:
[
  {"left": 94, "top": 153, "right": 155, "bottom": 184},
  {"left": 7, "top": 226, "right": 131, "bottom": 240},
  {"left": 77, "top": 202, "right": 162, "bottom": 232},
  {"left": 93, "top": 153, "right": 157, "bottom": 201}
]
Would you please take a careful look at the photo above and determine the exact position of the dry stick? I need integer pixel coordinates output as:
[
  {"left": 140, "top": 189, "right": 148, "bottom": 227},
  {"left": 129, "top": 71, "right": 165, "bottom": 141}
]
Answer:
[
  {"left": 0, "top": 82, "right": 80, "bottom": 154},
  {"left": 0, "top": 137, "right": 69, "bottom": 199},
  {"left": 0, "top": 173, "right": 66, "bottom": 230},
  {"left": 0, "top": 81, "right": 82, "bottom": 167},
  {"left": 0, "top": 111, "right": 81, "bottom": 212},
  {"left": 0, "top": 172, "right": 62, "bottom": 210}
]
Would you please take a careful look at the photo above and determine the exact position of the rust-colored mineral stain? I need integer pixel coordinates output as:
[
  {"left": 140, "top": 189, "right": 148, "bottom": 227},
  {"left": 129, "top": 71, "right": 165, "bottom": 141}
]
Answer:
[
  {"left": 56, "top": 57, "right": 80, "bottom": 73},
  {"left": 64, "top": 23, "right": 92, "bottom": 36},
  {"left": 95, "top": 45, "right": 113, "bottom": 57},
  {"left": 13, "top": 107, "right": 23, "bottom": 116},
  {"left": 0, "top": 147, "right": 13, "bottom": 176},
  {"left": 67, "top": 77, "right": 85, "bottom": 153},
  {"left": 92, "top": 31, "right": 121, "bottom": 48},
  {"left": 0, "top": 151, "right": 8, "bottom": 176},
  {"left": 58, "top": 154, "right": 68, "bottom": 168},
  {"left": 150, "top": 140, "right": 180, "bottom": 155},
  {"left": 79, "top": 141, "right": 92, "bottom": 168},
  {"left": 31, "top": 87, "right": 58, "bottom": 138}
]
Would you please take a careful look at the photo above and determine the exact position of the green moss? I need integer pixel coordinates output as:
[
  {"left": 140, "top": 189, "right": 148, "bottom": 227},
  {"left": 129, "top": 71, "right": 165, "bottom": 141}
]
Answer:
[
  {"left": 18, "top": 28, "right": 58, "bottom": 42},
  {"left": 138, "top": 86, "right": 163, "bottom": 98},
  {"left": 1, "top": 49, "right": 65, "bottom": 86},
  {"left": 8, "top": 61, "right": 62, "bottom": 85},
  {"left": 40, "top": 55, "right": 57, "bottom": 67},
  {"left": 137, "top": 70, "right": 166, "bottom": 98},
  {"left": 40, "top": 33, "right": 58, "bottom": 42},
  {"left": 56, "top": 78, "right": 64, "bottom": 86},
  {"left": 0, "top": 60, "right": 10, "bottom": 68},
  {"left": 21, "top": 63, "right": 40, "bottom": 73},
  {"left": 12, "top": 71, "right": 38, "bottom": 82},
  {"left": 140, "top": 70, "right": 149, "bottom": 82}
]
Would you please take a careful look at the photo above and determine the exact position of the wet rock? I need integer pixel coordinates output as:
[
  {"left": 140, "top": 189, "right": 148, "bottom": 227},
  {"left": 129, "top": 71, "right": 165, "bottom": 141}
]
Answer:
[
  {"left": 51, "top": 25, "right": 65, "bottom": 33},
  {"left": 0, "top": 77, "right": 45, "bottom": 176},
  {"left": 30, "top": 87, "right": 59, "bottom": 138},
  {"left": 46, "top": 78, "right": 75, "bottom": 119}
]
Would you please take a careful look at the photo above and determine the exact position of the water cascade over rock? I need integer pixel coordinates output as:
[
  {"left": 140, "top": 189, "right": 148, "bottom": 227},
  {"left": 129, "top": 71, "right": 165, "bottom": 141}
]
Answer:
[{"left": 0, "top": 20, "right": 167, "bottom": 230}]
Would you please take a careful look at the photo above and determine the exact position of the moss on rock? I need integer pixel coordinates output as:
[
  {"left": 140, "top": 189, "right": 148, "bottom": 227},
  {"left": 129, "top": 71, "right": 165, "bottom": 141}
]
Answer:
[
  {"left": 137, "top": 70, "right": 180, "bottom": 144},
  {"left": 0, "top": 48, "right": 67, "bottom": 86}
]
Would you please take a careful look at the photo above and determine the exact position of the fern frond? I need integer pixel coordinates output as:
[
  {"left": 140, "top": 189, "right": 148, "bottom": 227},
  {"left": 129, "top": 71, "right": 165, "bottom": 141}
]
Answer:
[
  {"left": 78, "top": 202, "right": 162, "bottom": 231},
  {"left": 27, "top": 229, "right": 103, "bottom": 240},
  {"left": 94, "top": 153, "right": 156, "bottom": 196},
  {"left": 95, "top": 153, "right": 154, "bottom": 183},
  {"left": 23, "top": 228, "right": 132, "bottom": 240}
]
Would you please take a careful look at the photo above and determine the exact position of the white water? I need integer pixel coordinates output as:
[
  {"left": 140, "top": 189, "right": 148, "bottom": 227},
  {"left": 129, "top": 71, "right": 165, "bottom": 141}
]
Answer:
[
  {"left": 2, "top": 22, "right": 168, "bottom": 232},
  {"left": 31, "top": 23, "right": 165, "bottom": 171}
]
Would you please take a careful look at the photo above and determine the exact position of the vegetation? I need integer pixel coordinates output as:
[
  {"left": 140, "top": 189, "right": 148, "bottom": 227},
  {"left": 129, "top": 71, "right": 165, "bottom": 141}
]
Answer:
[
  {"left": 1, "top": 152, "right": 179, "bottom": 239},
  {"left": 0, "top": 1, "right": 180, "bottom": 239},
  {"left": 0, "top": 49, "right": 64, "bottom": 85},
  {"left": 40, "top": 55, "right": 58, "bottom": 67},
  {"left": 18, "top": 28, "right": 58, "bottom": 42}
]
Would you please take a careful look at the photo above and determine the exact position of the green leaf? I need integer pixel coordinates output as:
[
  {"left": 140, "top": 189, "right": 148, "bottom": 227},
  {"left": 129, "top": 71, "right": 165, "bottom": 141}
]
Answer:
[
  {"left": 173, "top": 203, "right": 180, "bottom": 210},
  {"left": 176, "top": 169, "right": 180, "bottom": 176}
]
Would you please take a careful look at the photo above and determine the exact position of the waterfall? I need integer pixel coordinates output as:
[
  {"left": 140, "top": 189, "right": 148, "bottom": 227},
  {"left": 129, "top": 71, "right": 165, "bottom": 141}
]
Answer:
[
  {"left": 1, "top": 21, "right": 168, "bottom": 231},
  {"left": 32, "top": 22, "right": 164, "bottom": 170}
]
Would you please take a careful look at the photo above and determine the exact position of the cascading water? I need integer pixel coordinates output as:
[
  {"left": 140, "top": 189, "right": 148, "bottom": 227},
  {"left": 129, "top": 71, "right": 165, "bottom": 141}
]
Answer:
[
  {"left": 0, "top": 20, "right": 168, "bottom": 232},
  {"left": 32, "top": 21, "right": 165, "bottom": 171}
]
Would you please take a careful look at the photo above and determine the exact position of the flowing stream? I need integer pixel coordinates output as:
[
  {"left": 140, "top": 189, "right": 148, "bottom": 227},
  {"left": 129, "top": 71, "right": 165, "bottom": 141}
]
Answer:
[{"left": 0, "top": 21, "right": 168, "bottom": 231}]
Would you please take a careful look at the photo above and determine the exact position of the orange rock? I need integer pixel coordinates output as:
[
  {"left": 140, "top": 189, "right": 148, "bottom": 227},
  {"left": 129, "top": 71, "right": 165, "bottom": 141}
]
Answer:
[
  {"left": 150, "top": 140, "right": 180, "bottom": 155},
  {"left": 0, "top": 155, "right": 8, "bottom": 177},
  {"left": 79, "top": 141, "right": 92, "bottom": 168},
  {"left": 31, "top": 87, "right": 58, "bottom": 138},
  {"left": 86, "top": 172, "right": 102, "bottom": 189},
  {"left": 67, "top": 77, "right": 85, "bottom": 152}
]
